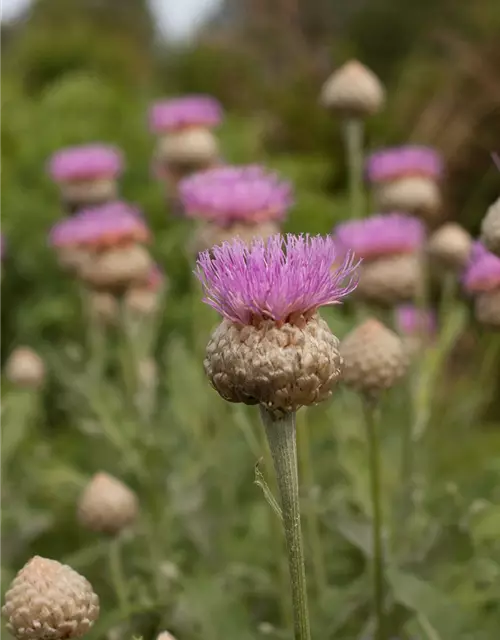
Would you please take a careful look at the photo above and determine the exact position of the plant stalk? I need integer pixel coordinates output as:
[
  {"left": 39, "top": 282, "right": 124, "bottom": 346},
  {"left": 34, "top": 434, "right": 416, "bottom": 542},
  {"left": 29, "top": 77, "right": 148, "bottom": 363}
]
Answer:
[
  {"left": 259, "top": 406, "right": 311, "bottom": 640},
  {"left": 108, "top": 536, "right": 129, "bottom": 615},
  {"left": 362, "top": 397, "right": 385, "bottom": 640},
  {"left": 342, "top": 117, "right": 365, "bottom": 219}
]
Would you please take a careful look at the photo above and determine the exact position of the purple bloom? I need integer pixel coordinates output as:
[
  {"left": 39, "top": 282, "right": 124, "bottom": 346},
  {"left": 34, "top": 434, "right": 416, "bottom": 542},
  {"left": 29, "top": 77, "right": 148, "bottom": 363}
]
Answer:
[
  {"left": 395, "top": 305, "right": 437, "bottom": 337},
  {"left": 149, "top": 95, "right": 223, "bottom": 133},
  {"left": 366, "top": 146, "right": 443, "bottom": 183},
  {"left": 195, "top": 234, "right": 360, "bottom": 325},
  {"left": 49, "top": 201, "right": 149, "bottom": 249},
  {"left": 48, "top": 144, "right": 123, "bottom": 182},
  {"left": 333, "top": 213, "right": 425, "bottom": 260},
  {"left": 463, "top": 242, "right": 500, "bottom": 293},
  {"left": 179, "top": 165, "right": 293, "bottom": 226}
]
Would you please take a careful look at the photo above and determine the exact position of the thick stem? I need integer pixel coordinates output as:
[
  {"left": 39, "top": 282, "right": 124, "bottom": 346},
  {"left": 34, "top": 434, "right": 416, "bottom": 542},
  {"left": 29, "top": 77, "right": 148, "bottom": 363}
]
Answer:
[
  {"left": 259, "top": 407, "right": 311, "bottom": 640},
  {"left": 362, "top": 397, "right": 385, "bottom": 640},
  {"left": 342, "top": 117, "right": 365, "bottom": 219}
]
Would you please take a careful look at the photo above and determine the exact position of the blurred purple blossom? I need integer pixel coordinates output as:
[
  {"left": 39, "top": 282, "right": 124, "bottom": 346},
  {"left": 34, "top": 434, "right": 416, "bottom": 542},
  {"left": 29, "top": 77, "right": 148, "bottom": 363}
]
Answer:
[
  {"left": 49, "top": 201, "right": 148, "bottom": 248},
  {"left": 333, "top": 213, "right": 425, "bottom": 260},
  {"left": 179, "top": 165, "right": 293, "bottom": 226},
  {"left": 366, "top": 146, "right": 443, "bottom": 183},
  {"left": 48, "top": 144, "right": 123, "bottom": 182},
  {"left": 149, "top": 95, "right": 223, "bottom": 132},
  {"left": 463, "top": 242, "right": 500, "bottom": 293},
  {"left": 395, "top": 305, "right": 437, "bottom": 337},
  {"left": 195, "top": 234, "right": 360, "bottom": 325}
]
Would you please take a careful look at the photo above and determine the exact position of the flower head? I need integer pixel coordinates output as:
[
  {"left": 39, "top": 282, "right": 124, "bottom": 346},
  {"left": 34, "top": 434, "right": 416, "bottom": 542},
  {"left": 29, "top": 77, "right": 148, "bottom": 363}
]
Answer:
[
  {"left": 149, "top": 95, "right": 223, "bottom": 133},
  {"left": 333, "top": 213, "right": 425, "bottom": 260},
  {"left": 366, "top": 146, "right": 443, "bottom": 183},
  {"left": 395, "top": 305, "right": 437, "bottom": 337},
  {"left": 320, "top": 60, "right": 385, "bottom": 117},
  {"left": 49, "top": 201, "right": 149, "bottom": 249},
  {"left": 463, "top": 242, "right": 500, "bottom": 293},
  {"left": 49, "top": 144, "right": 123, "bottom": 182},
  {"left": 196, "top": 234, "right": 359, "bottom": 326},
  {"left": 180, "top": 165, "right": 293, "bottom": 226}
]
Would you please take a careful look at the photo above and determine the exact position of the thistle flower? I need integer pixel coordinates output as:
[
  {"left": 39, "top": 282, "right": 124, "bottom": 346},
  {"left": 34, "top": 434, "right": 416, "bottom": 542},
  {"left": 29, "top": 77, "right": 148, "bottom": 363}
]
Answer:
[
  {"left": 340, "top": 318, "right": 409, "bottom": 395},
  {"left": 5, "top": 347, "right": 45, "bottom": 389},
  {"left": 77, "top": 472, "right": 139, "bottom": 535},
  {"left": 366, "top": 146, "right": 443, "bottom": 183},
  {"left": 149, "top": 95, "right": 223, "bottom": 133},
  {"left": 320, "top": 60, "right": 385, "bottom": 117},
  {"left": 427, "top": 222, "right": 472, "bottom": 270},
  {"left": 481, "top": 197, "right": 500, "bottom": 257},
  {"left": 462, "top": 242, "right": 500, "bottom": 294},
  {"left": 395, "top": 305, "right": 437, "bottom": 338},
  {"left": 334, "top": 213, "right": 425, "bottom": 261},
  {"left": 2, "top": 556, "right": 99, "bottom": 639},
  {"left": 196, "top": 234, "right": 359, "bottom": 414}
]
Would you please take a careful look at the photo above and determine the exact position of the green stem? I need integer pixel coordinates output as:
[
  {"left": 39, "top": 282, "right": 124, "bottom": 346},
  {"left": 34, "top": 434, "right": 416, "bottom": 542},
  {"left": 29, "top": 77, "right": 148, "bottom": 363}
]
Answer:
[
  {"left": 259, "top": 407, "right": 311, "bottom": 640},
  {"left": 362, "top": 397, "right": 385, "bottom": 640},
  {"left": 342, "top": 117, "right": 365, "bottom": 219},
  {"left": 108, "top": 537, "right": 129, "bottom": 615},
  {"left": 297, "top": 409, "right": 327, "bottom": 598}
]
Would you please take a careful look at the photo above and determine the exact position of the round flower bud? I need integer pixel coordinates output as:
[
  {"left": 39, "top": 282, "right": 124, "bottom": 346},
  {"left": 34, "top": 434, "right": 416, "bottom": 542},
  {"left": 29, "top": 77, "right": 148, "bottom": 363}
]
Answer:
[
  {"left": 320, "top": 60, "right": 385, "bottom": 117},
  {"left": 193, "top": 220, "right": 281, "bottom": 254},
  {"left": 340, "top": 318, "right": 409, "bottom": 395},
  {"left": 60, "top": 178, "right": 118, "bottom": 209},
  {"left": 2, "top": 556, "right": 99, "bottom": 639},
  {"left": 474, "top": 289, "right": 500, "bottom": 328},
  {"left": 77, "top": 472, "right": 139, "bottom": 535},
  {"left": 87, "top": 291, "right": 119, "bottom": 326},
  {"left": 79, "top": 244, "right": 152, "bottom": 291},
  {"left": 426, "top": 222, "right": 472, "bottom": 270},
  {"left": 204, "top": 314, "right": 343, "bottom": 415},
  {"left": 56, "top": 246, "right": 92, "bottom": 273},
  {"left": 157, "top": 128, "right": 219, "bottom": 170},
  {"left": 481, "top": 197, "right": 500, "bottom": 257},
  {"left": 124, "top": 287, "right": 161, "bottom": 317},
  {"left": 355, "top": 254, "right": 423, "bottom": 306},
  {"left": 5, "top": 347, "right": 45, "bottom": 389},
  {"left": 375, "top": 176, "right": 441, "bottom": 219},
  {"left": 157, "top": 632, "right": 177, "bottom": 640}
]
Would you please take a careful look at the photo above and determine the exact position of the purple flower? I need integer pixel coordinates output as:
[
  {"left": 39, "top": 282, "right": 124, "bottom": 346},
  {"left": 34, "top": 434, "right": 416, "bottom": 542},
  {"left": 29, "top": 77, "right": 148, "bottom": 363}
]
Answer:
[
  {"left": 48, "top": 144, "right": 123, "bottom": 182},
  {"left": 463, "top": 242, "right": 500, "bottom": 293},
  {"left": 179, "top": 165, "right": 293, "bottom": 226},
  {"left": 333, "top": 213, "right": 425, "bottom": 260},
  {"left": 366, "top": 146, "right": 443, "bottom": 183},
  {"left": 149, "top": 95, "right": 223, "bottom": 133},
  {"left": 49, "top": 201, "right": 149, "bottom": 249},
  {"left": 395, "top": 305, "right": 437, "bottom": 337},
  {"left": 195, "top": 234, "right": 360, "bottom": 325}
]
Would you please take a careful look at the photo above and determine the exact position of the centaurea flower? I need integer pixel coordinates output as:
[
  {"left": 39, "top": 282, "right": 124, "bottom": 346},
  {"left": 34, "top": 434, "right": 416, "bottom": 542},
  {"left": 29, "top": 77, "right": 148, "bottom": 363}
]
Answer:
[{"left": 149, "top": 95, "right": 223, "bottom": 133}]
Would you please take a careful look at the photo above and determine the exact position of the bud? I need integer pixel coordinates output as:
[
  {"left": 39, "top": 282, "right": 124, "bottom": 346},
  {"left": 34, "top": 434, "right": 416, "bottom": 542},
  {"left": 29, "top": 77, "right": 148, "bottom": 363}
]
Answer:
[
  {"left": 2, "top": 556, "right": 99, "bottom": 639},
  {"left": 205, "top": 315, "right": 343, "bottom": 415},
  {"left": 355, "top": 254, "right": 423, "bottom": 306},
  {"left": 87, "top": 291, "right": 119, "bottom": 325},
  {"left": 56, "top": 246, "right": 92, "bottom": 273},
  {"left": 5, "top": 347, "right": 45, "bottom": 389},
  {"left": 124, "top": 287, "right": 161, "bottom": 317},
  {"left": 481, "top": 197, "right": 500, "bottom": 257},
  {"left": 426, "top": 222, "right": 472, "bottom": 270},
  {"left": 157, "top": 632, "right": 177, "bottom": 640},
  {"left": 157, "top": 127, "right": 219, "bottom": 171},
  {"left": 79, "top": 244, "right": 152, "bottom": 291},
  {"left": 77, "top": 472, "right": 139, "bottom": 535},
  {"left": 60, "top": 178, "right": 118, "bottom": 209},
  {"left": 340, "top": 318, "right": 409, "bottom": 395},
  {"left": 475, "top": 289, "right": 500, "bottom": 328},
  {"left": 193, "top": 220, "right": 281, "bottom": 254},
  {"left": 375, "top": 176, "right": 441, "bottom": 218},
  {"left": 320, "top": 60, "right": 385, "bottom": 117}
]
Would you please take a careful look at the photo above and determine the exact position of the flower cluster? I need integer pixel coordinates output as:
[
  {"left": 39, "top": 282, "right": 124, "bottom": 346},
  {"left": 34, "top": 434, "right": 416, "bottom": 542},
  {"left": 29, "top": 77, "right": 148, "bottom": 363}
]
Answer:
[{"left": 149, "top": 95, "right": 223, "bottom": 133}]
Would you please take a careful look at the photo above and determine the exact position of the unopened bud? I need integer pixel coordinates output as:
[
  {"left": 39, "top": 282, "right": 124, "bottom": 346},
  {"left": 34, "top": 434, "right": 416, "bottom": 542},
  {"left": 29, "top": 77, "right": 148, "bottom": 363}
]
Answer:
[
  {"left": 5, "top": 347, "right": 45, "bottom": 389},
  {"left": 320, "top": 60, "right": 385, "bottom": 117}
]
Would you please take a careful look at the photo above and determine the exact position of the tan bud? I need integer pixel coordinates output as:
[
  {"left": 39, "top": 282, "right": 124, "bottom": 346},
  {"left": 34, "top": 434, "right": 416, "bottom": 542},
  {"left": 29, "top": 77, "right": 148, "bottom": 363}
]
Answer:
[
  {"left": 2, "top": 556, "right": 99, "bottom": 639},
  {"left": 320, "top": 60, "right": 385, "bottom": 117},
  {"left": 5, "top": 347, "right": 45, "bottom": 389},
  {"left": 205, "top": 314, "right": 342, "bottom": 415},
  {"left": 157, "top": 127, "right": 219, "bottom": 168},
  {"left": 77, "top": 472, "right": 139, "bottom": 535},
  {"left": 125, "top": 287, "right": 161, "bottom": 317},
  {"left": 157, "top": 632, "right": 177, "bottom": 640},
  {"left": 481, "top": 197, "right": 500, "bottom": 257},
  {"left": 87, "top": 291, "right": 119, "bottom": 325},
  {"left": 60, "top": 178, "right": 118, "bottom": 208},
  {"left": 475, "top": 289, "right": 500, "bottom": 328},
  {"left": 79, "top": 244, "right": 152, "bottom": 291},
  {"left": 427, "top": 223, "right": 472, "bottom": 270},
  {"left": 193, "top": 221, "right": 281, "bottom": 254},
  {"left": 56, "top": 246, "right": 92, "bottom": 273},
  {"left": 375, "top": 176, "right": 441, "bottom": 218},
  {"left": 340, "top": 318, "right": 408, "bottom": 394},
  {"left": 356, "top": 254, "right": 423, "bottom": 306}
]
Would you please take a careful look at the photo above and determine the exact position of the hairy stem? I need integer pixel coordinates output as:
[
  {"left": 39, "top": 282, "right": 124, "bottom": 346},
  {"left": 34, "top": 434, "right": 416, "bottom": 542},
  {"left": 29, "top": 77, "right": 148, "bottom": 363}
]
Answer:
[
  {"left": 260, "top": 407, "right": 311, "bottom": 640},
  {"left": 342, "top": 117, "right": 365, "bottom": 219}
]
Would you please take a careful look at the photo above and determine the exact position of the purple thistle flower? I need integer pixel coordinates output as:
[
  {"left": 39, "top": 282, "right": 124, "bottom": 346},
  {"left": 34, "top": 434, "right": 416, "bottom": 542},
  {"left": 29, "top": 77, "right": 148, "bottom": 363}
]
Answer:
[
  {"left": 463, "top": 242, "right": 500, "bottom": 293},
  {"left": 48, "top": 144, "right": 123, "bottom": 182},
  {"left": 49, "top": 201, "right": 149, "bottom": 248},
  {"left": 149, "top": 95, "right": 223, "bottom": 133},
  {"left": 333, "top": 213, "right": 425, "bottom": 260},
  {"left": 179, "top": 165, "right": 293, "bottom": 226},
  {"left": 395, "top": 305, "right": 437, "bottom": 337},
  {"left": 366, "top": 146, "right": 443, "bottom": 183},
  {"left": 195, "top": 234, "right": 360, "bottom": 325}
]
